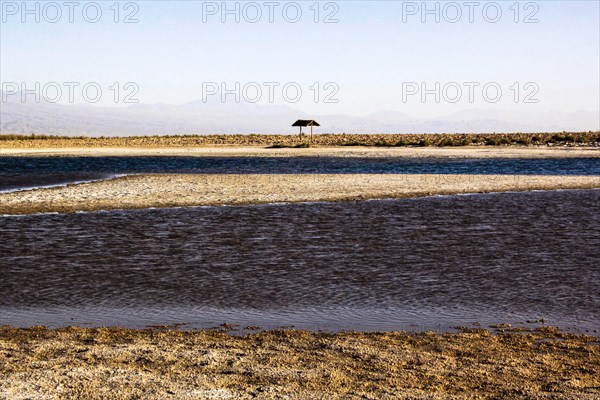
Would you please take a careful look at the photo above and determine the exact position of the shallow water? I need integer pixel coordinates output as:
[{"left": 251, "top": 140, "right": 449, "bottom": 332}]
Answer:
[
  {"left": 1, "top": 155, "right": 599, "bottom": 191},
  {"left": 1, "top": 190, "right": 598, "bottom": 333}
]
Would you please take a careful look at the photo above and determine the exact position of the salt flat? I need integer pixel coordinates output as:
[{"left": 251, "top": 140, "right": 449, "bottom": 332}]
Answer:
[{"left": 1, "top": 173, "right": 598, "bottom": 214}]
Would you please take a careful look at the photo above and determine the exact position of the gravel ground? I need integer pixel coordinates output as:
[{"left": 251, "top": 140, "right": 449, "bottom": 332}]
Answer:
[{"left": 0, "top": 326, "right": 599, "bottom": 399}]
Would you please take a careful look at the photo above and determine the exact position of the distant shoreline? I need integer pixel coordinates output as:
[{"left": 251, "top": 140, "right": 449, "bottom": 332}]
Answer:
[{"left": 1, "top": 131, "right": 599, "bottom": 149}]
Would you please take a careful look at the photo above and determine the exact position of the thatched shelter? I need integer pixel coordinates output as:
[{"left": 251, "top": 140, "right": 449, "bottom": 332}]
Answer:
[{"left": 292, "top": 120, "right": 320, "bottom": 139}]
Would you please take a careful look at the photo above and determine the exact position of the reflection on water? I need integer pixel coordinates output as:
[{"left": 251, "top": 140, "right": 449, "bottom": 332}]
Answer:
[
  {"left": 1, "top": 156, "right": 599, "bottom": 191},
  {"left": 1, "top": 189, "right": 599, "bottom": 332}
]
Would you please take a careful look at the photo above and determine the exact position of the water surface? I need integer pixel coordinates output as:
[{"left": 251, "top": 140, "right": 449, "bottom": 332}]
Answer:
[
  {"left": 1, "top": 189, "right": 598, "bottom": 333},
  {"left": 1, "top": 155, "right": 599, "bottom": 191}
]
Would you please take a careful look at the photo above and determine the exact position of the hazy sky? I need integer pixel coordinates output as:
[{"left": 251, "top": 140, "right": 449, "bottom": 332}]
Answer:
[{"left": 1, "top": 0, "right": 599, "bottom": 118}]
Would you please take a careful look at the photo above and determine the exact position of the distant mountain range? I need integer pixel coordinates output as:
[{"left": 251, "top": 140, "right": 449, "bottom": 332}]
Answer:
[{"left": 1, "top": 94, "right": 598, "bottom": 136}]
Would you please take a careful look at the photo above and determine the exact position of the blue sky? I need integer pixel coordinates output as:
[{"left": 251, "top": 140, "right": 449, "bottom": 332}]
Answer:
[{"left": 1, "top": 0, "right": 599, "bottom": 118}]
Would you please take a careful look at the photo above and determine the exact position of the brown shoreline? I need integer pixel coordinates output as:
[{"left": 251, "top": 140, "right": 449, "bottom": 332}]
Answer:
[
  {"left": 1, "top": 173, "right": 599, "bottom": 215},
  {"left": 1, "top": 326, "right": 599, "bottom": 399}
]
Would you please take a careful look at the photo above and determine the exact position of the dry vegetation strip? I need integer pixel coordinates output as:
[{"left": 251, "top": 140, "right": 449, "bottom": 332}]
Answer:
[
  {"left": 1, "top": 132, "right": 599, "bottom": 148},
  {"left": 0, "top": 326, "right": 599, "bottom": 399}
]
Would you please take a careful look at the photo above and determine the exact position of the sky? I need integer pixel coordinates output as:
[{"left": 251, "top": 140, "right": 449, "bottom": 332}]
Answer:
[{"left": 1, "top": 0, "right": 599, "bottom": 119}]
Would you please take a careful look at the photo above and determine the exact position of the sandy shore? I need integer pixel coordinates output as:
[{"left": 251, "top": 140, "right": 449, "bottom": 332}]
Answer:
[
  {"left": 2, "top": 146, "right": 600, "bottom": 158},
  {"left": 1, "top": 326, "right": 599, "bottom": 399},
  {"left": 1, "top": 173, "right": 599, "bottom": 215}
]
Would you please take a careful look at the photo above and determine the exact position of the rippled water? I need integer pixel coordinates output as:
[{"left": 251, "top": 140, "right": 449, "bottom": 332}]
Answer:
[
  {"left": 1, "top": 190, "right": 598, "bottom": 333},
  {"left": 1, "top": 155, "right": 599, "bottom": 191}
]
